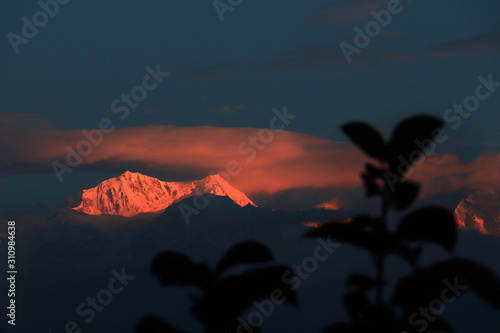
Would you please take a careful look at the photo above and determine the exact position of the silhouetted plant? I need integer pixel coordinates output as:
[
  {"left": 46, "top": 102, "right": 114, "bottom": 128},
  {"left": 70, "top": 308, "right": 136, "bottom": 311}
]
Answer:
[
  {"left": 135, "top": 241, "right": 297, "bottom": 333},
  {"left": 305, "top": 115, "right": 500, "bottom": 332}
]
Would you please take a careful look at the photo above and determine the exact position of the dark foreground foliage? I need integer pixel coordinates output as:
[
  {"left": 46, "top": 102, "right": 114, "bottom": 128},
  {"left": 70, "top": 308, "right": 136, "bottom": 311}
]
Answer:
[
  {"left": 135, "top": 241, "right": 297, "bottom": 333},
  {"left": 305, "top": 115, "right": 500, "bottom": 332},
  {"left": 137, "top": 115, "right": 500, "bottom": 333}
]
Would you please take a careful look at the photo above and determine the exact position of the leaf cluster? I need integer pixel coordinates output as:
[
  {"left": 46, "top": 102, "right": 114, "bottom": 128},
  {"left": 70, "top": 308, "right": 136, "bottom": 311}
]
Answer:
[
  {"left": 135, "top": 241, "right": 297, "bottom": 333},
  {"left": 304, "top": 116, "right": 500, "bottom": 332}
]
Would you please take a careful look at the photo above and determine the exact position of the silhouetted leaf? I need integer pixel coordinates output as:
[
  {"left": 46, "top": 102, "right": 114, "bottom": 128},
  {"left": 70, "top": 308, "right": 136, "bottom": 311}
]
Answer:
[
  {"left": 431, "top": 317, "right": 454, "bottom": 332},
  {"left": 400, "top": 316, "right": 453, "bottom": 333},
  {"left": 191, "top": 265, "right": 297, "bottom": 332},
  {"left": 362, "top": 305, "right": 399, "bottom": 331},
  {"left": 326, "top": 306, "right": 400, "bottom": 332},
  {"left": 350, "top": 215, "right": 385, "bottom": 232},
  {"left": 214, "top": 241, "right": 274, "bottom": 276},
  {"left": 135, "top": 316, "right": 183, "bottom": 333},
  {"left": 304, "top": 216, "right": 421, "bottom": 265},
  {"left": 393, "top": 258, "right": 500, "bottom": 313},
  {"left": 392, "top": 268, "right": 450, "bottom": 312},
  {"left": 391, "top": 181, "right": 420, "bottom": 210},
  {"left": 362, "top": 173, "right": 380, "bottom": 197},
  {"left": 387, "top": 115, "right": 443, "bottom": 174},
  {"left": 344, "top": 290, "right": 370, "bottom": 322},
  {"left": 397, "top": 206, "right": 457, "bottom": 252},
  {"left": 347, "top": 274, "right": 379, "bottom": 290},
  {"left": 396, "top": 246, "right": 422, "bottom": 267},
  {"left": 304, "top": 217, "right": 385, "bottom": 253},
  {"left": 365, "top": 163, "right": 386, "bottom": 179},
  {"left": 323, "top": 323, "right": 363, "bottom": 333},
  {"left": 342, "top": 122, "right": 387, "bottom": 161},
  {"left": 432, "top": 258, "right": 500, "bottom": 308},
  {"left": 151, "top": 251, "right": 213, "bottom": 289}
]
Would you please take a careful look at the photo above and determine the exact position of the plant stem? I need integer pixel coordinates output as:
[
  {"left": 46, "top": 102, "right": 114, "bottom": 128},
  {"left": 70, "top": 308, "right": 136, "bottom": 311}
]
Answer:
[
  {"left": 376, "top": 189, "right": 390, "bottom": 306},
  {"left": 376, "top": 253, "right": 384, "bottom": 306}
]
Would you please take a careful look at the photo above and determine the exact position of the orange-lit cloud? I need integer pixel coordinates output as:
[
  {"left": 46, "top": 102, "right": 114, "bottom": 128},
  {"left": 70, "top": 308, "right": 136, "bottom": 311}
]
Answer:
[
  {"left": 0, "top": 114, "right": 365, "bottom": 196},
  {"left": 2, "top": 113, "right": 500, "bottom": 208},
  {"left": 410, "top": 151, "right": 500, "bottom": 197}
]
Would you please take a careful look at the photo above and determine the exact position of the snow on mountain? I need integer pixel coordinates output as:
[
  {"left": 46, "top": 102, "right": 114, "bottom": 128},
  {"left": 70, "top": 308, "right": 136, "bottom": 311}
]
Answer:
[
  {"left": 454, "top": 191, "right": 500, "bottom": 236},
  {"left": 66, "top": 171, "right": 256, "bottom": 217}
]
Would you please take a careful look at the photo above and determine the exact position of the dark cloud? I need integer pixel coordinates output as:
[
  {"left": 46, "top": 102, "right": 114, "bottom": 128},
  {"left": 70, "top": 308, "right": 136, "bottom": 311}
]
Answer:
[
  {"left": 170, "top": 63, "right": 237, "bottom": 81},
  {"left": 304, "top": 0, "right": 388, "bottom": 27},
  {"left": 381, "top": 50, "right": 419, "bottom": 64},
  {"left": 425, "top": 30, "right": 500, "bottom": 59},
  {"left": 261, "top": 44, "right": 374, "bottom": 74}
]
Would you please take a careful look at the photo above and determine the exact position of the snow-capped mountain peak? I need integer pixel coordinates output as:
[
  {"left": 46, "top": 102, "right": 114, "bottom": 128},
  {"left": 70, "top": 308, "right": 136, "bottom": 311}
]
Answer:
[
  {"left": 67, "top": 172, "right": 256, "bottom": 217},
  {"left": 454, "top": 190, "right": 500, "bottom": 236}
]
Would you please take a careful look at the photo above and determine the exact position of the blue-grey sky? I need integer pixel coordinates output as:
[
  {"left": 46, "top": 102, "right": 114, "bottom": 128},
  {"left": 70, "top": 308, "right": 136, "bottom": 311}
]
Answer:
[{"left": 1, "top": 0, "right": 500, "bottom": 212}]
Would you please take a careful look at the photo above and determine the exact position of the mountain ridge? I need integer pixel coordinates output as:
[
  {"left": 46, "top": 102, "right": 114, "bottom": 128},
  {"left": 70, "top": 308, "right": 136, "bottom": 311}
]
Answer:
[
  {"left": 64, "top": 171, "right": 256, "bottom": 217},
  {"left": 454, "top": 190, "right": 500, "bottom": 236}
]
